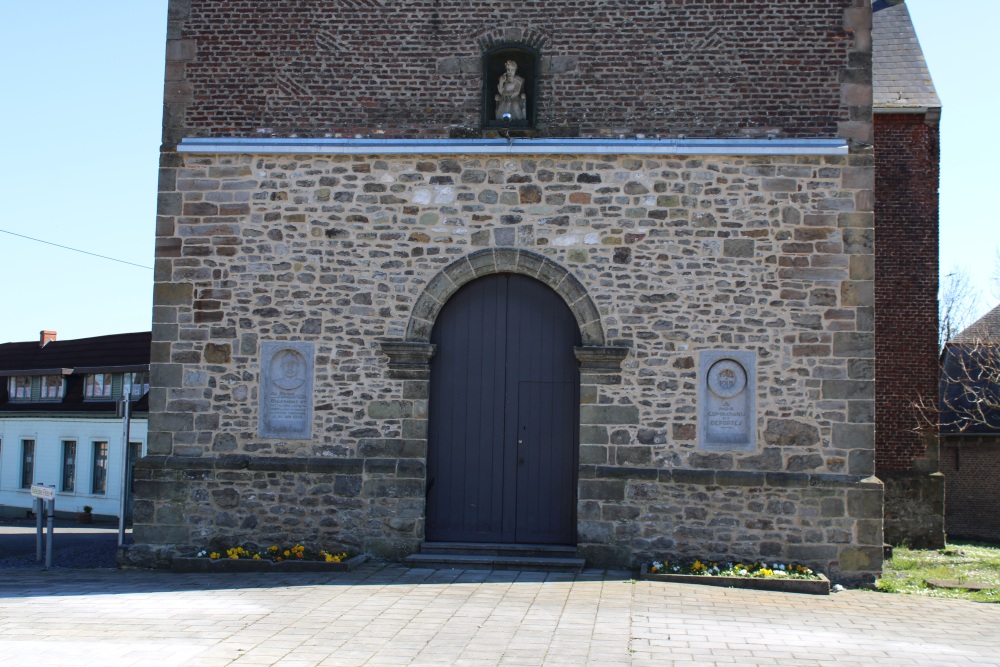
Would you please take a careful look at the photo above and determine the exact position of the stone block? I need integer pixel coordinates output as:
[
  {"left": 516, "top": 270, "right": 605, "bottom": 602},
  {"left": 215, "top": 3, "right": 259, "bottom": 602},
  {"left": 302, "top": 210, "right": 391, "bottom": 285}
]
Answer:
[
  {"left": 154, "top": 282, "right": 193, "bottom": 306},
  {"left": 362, "top": 478, "right": 423, "bottom": 498},
  {"left": 616, "top": 446, "right": 652, "bottom": 466},
  {"left": 833, "top": 331, "right": 874, "bottom": 358},
  {"left": 579, "top": 480, "right": 626, "bottom": 501},
  {"left": 133, "top": 524, "right": 190, "bottom": 546},
  {"left": 822, "top": 380, "right": 874, "bottom": 400},
  {"left": 580, "top": 425, "right": 609, "bottom": 444},
  {"left": 577, "top": 520, "right": 614, "bottom": 543},
  {"left": 847, "top": 448, "right": 874, "bottom": 475},
  {"left": 204, "top": 343, "right": 231, "bottom": 364},
  {"left": 764, "top": 419, "right": 820, "bottom": 447},
  {"left": 580, "top": 445, "right": 608, "bottom": 464},
  {"left": 832, "top": 423, "right": 874, "bottom": 449},
  {"left": 838, "top": 546, "right": 881, "bottom": 573},
  {"left": 842, "top": 228, "right": 874, "bottom": 254},
  {"left": 847, "top": 488, "right": 882, "bottom": 520},
  {"left": 580, "top": 404, "right": 640, "bottom": 425},
  {"left": 763, "top": 178, "right": 798, "bottom": 192},
  {"left": 368, "top": 400, "right": 413, "bottom": 420},
  {"left": 715, "top": 471, "right": 765, "bottom": 487},
  {"left": 841, "top": 280, "right": 873, "bottom": 307},
  {"left": 723, "top": 239, "right": 754, "bottom": 258},
  {"left": 669, "top": 469, "right": 715, "bottom": 486}
]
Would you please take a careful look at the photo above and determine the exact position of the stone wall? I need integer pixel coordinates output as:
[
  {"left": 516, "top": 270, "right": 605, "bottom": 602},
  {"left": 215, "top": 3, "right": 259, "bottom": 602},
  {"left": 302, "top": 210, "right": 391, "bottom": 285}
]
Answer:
[
  {"left": 133, "top": 149, "right": 882, "bottom": 582},
  {"left": 162, "top": 0, "right": 870, "bottom": 145}
]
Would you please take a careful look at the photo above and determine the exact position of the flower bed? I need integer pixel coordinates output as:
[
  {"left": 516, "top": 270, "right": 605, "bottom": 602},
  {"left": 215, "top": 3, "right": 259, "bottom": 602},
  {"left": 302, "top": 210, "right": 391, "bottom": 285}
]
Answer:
[
  {"left": 171, "top": 544, "right": 366, "bottom": 573},
  {"left": 640, "top": 560, "right": 830, "bottom": 595}
]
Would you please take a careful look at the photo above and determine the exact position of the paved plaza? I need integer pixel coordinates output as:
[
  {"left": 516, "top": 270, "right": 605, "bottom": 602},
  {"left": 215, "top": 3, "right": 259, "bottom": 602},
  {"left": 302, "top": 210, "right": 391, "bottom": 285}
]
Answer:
[{"left": 0, "top": 565, "right": 998, "bottom": 667}]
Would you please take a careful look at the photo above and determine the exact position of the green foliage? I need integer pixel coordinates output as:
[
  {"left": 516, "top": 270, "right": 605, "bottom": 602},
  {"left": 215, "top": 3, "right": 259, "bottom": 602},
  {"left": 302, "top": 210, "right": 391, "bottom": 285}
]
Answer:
[{"left": 876, "top": 542, "right": 1000, "bottom": 603}]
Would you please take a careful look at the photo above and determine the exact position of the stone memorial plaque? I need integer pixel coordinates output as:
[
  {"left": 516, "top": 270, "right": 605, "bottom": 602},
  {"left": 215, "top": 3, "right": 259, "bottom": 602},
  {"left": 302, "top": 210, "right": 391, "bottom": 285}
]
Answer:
[
  {"left": 259, "top": 341, "right": 314, "bottom": 439},
  {"left": 698, "top": 350, "right": 756, "bottom": 451}
]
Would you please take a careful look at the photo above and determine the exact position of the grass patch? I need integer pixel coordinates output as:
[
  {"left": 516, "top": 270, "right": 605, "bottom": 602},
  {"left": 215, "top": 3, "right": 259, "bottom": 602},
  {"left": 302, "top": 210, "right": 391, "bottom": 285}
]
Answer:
[{"left": 877, "top": 541, "right": 1000, "bottom": 603}]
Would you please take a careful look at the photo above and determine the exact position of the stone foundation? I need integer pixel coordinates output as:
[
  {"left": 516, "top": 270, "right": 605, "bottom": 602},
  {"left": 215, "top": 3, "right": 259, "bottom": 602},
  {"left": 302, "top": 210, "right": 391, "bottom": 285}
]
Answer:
[{"left": 881, "top": 470, "right": 945, "bottom": 549}]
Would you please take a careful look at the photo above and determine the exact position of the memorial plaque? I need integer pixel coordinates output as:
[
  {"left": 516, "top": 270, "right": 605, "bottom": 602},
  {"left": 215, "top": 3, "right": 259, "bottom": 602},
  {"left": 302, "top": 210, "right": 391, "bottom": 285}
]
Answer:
[
  {"left": 259, "top": 341, "right": 314, "bottom": 439},
  {"left": 698, "top": 350, "right": 756, "bottom": 451}
]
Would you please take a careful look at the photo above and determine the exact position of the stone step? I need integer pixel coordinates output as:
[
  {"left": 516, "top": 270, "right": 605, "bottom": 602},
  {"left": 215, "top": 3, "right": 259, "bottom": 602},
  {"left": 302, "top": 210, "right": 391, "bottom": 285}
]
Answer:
[
  {"left": 418, "top": 541, "right": 579, "bottom": 559},
  {"left": 404, "top": 552, "right": 586, "bottom": 573}
]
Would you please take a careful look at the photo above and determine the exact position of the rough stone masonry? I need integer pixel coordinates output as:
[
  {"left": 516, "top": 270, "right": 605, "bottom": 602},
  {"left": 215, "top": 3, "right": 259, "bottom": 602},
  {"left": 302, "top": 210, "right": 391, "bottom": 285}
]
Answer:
[{"left": 132, "top": 0, "right": 881, "bottom": 583}]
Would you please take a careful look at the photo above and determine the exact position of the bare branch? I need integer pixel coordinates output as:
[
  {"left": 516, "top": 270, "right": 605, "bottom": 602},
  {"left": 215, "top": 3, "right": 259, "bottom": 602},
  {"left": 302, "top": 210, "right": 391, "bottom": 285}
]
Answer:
[
  {"left": 939, "top": 267, "right": 980, "bottom": 350},
  {"left": 915, "top": 333, "right": 1000, "bottom": 434}
]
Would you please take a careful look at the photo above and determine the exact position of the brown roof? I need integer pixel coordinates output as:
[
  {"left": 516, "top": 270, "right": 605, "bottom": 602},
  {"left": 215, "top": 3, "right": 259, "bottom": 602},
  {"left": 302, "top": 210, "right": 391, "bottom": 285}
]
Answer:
[
  {"left": 872, "top": 0, "right": 941, "bottom": 109},
  {"left": 0, "top": 331, "right": 151, "bottom": 374},
  {"left": 954, "top": 303, "right": 1000, "bottom": 345}
]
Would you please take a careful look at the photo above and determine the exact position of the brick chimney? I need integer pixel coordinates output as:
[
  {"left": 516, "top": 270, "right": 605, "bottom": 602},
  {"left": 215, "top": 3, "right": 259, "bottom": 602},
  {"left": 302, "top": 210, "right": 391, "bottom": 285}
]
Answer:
[{"left": 39, "top": 330, "right": 57, "bottom": 347}]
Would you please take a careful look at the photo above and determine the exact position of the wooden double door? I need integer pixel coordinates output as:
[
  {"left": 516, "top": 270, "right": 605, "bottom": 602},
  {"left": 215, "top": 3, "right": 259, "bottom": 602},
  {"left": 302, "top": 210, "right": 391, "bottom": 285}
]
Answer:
[{"left": 426, "top": 274, "right": 580, "bottom": 545}]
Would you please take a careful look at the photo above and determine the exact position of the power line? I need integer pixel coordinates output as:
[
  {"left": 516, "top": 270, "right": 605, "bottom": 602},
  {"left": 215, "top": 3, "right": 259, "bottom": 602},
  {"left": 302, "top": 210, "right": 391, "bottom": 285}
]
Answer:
[{"left": 0, "top": 228, "right": 153, "bottom": 270}]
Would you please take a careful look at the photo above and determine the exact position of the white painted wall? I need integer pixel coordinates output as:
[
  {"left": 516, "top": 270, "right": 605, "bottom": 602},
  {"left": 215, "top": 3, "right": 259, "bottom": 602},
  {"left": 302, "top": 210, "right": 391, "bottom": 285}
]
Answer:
[{"left": 0, "top": 416, "right": 147, "bottom": 518}]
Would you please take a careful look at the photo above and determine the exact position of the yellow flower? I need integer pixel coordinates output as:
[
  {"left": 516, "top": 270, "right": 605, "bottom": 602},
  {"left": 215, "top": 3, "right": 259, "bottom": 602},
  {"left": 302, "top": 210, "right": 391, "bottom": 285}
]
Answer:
[
  {"left": 210, "top": 552, "right": 220, "bottom": 560},
  {"left": 283, "top": 550, "right": 291, "bottom": 557},
  {"left": 253, "top": 554, "right": 261, "bottom": 560}
]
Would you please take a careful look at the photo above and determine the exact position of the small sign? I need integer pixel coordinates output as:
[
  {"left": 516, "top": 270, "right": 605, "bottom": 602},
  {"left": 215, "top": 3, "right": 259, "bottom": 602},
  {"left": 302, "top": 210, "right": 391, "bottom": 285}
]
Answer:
[{"left": 30, "top": 484, "right": 55, "bottom": 500}]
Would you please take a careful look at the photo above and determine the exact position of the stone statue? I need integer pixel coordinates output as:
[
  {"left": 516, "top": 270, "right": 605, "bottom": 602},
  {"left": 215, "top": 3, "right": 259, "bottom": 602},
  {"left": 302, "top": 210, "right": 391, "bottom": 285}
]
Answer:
[{"left": 495, "top": 59, "right": 526, "bottom": 121}]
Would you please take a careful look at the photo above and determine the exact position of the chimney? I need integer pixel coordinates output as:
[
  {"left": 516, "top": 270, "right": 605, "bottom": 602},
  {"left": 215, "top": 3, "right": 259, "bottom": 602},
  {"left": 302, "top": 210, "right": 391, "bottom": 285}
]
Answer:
[{"left": 39, "top": 330, "right": 57, "bottom": 347}]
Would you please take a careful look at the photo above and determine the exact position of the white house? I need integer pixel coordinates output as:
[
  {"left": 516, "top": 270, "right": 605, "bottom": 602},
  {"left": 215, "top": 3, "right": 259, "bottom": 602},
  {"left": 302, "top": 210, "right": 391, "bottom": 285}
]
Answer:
[{"left": 0, "top": 331, "right": 150, "bottom": 520}]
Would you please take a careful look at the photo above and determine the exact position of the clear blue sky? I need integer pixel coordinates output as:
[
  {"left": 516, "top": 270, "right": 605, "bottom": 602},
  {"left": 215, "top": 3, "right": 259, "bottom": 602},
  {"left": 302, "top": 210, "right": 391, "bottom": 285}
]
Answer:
[{"left": 0, "top": 1, "right": 995, "bottom": 344}]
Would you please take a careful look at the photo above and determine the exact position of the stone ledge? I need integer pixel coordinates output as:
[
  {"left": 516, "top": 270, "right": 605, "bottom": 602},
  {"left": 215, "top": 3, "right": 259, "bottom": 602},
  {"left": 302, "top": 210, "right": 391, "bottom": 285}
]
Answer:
[
  {"left": 137, "top": 455, "right": 366, "bottom": 474},
  {"left": 640, "top": 564, "right": 831, "bottom": 595},
  {"left": 170, "top": 554, "right": 367, "bottom": 573},
  {"left": 581, "top": 466, "right": 877, "bottom": 489}
]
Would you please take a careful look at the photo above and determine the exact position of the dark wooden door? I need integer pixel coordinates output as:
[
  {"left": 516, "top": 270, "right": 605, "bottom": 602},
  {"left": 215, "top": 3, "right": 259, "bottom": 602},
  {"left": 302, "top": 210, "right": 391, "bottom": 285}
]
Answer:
[{"left": 426, "top": 274, "right": 580, "bottom": 545}]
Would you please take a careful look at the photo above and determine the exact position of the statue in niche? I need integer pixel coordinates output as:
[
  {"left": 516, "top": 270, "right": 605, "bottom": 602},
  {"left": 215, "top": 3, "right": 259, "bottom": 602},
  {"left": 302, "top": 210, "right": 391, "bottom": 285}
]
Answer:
[{"left": 495, "top": 59, "right": 526, "bottom": 121}]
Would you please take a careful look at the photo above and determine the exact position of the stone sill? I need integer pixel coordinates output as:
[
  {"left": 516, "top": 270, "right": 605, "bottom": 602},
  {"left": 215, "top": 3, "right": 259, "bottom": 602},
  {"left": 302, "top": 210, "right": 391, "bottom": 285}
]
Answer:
[
  {"left": 171, "top": 554, "right": 367, "bottom": 573},
  {"left": 177, "top": 137, "right": 849, "bottom": 157},
  {"left": 639, "top": 564, "right": 830, "bottom": 595}
]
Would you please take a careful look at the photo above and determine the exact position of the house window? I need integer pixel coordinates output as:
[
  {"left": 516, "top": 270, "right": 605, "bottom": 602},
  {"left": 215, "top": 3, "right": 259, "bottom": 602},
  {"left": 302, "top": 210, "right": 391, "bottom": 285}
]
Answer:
[
  {"left": 92, "top": 441, "right": 109, "bottom": 494},
  {"left": 84, "top": 374, "right": 113, "bottom": 400},
  {"left": 9, "top": 376, "right": 31, "bottom": 400},
  {"left": 62, "top": 441, "right": 77, "bottom": 492},
  {"left": 128, "top": 371, "right": 150, "bottom": 398},
  {"left": 21, "top": 440, "right": 35, "bottom": 489},
  {"left": 41, "top": 375, "right": 64, "bottom": 400}
]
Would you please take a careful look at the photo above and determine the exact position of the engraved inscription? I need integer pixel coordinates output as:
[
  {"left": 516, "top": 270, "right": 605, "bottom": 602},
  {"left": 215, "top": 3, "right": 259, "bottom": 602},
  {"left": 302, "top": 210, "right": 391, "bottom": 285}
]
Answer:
[
  {"left": 699, "top": 350, "right": 756, "bottom": 451},
  {"left": 260, "top": 342, "right": 314, "bottom": 439}
]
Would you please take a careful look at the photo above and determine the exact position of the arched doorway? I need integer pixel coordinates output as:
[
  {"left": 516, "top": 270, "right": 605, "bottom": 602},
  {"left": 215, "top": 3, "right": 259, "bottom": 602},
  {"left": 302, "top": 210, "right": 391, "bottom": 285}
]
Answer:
[{"left": 425, "top": 273, "right": 581, "bottom": 545}]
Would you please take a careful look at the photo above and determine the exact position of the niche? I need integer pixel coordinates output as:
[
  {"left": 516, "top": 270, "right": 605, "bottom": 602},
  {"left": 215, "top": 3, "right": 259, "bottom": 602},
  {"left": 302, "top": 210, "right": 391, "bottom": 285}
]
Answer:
[{"left": 482, "top": 45, "right": 538, "bottom": 130}]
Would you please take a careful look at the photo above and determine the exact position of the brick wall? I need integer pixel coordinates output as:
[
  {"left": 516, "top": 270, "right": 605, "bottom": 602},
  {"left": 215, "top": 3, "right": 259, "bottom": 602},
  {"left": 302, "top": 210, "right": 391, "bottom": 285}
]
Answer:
[
  {"left": 940, "top": 439, "right": 1000, "bottom": 543},
  {"left": 164, "top": 0, "right": 868, "bottom": 145},
  {"left": 873, "top": 113, "right": 940, "bottom": 473}
]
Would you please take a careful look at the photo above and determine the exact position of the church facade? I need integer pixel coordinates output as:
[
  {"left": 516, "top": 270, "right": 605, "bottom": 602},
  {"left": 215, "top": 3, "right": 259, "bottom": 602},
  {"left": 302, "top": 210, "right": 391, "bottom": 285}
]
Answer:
[{"left": 132, "top": 0, "right": 884, "bottom": 582}]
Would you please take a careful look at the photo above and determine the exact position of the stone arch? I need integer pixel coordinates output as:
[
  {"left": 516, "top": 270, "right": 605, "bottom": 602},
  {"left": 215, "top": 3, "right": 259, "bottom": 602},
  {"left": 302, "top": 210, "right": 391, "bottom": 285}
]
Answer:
[
  {"left": 406, "top": 249, "right": 604, "bottom": 346},
  {"left": 473, "top": 26, "right": 550, "bottom": 54}
]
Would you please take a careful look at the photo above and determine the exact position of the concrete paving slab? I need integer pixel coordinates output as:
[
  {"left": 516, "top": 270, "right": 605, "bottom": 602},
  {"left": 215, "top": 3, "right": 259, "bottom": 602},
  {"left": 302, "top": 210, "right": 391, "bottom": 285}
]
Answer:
[{"left": 0, "top": 565, "right": 998, "bottom": 666}]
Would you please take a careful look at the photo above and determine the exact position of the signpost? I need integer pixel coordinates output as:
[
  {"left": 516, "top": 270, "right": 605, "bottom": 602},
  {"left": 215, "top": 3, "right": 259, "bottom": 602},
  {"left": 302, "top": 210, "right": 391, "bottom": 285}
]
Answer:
[
  {"left": 117, "top": 385, "right": 132, "bottom": 548},
  {"left": 30, "top": 484, "right": 56, "bottom": 568}
]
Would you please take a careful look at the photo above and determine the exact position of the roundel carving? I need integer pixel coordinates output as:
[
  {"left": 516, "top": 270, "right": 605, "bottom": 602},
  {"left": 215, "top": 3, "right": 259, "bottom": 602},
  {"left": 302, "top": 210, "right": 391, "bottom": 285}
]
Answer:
[{"left": 707, "top": 359, "right": 747, "bottom": 399}]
